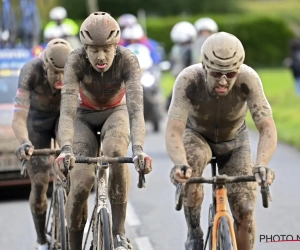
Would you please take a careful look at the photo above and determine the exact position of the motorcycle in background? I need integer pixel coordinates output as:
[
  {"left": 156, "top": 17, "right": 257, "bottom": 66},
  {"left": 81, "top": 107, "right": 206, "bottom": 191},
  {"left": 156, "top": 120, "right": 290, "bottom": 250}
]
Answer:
[{"left": 126, "top": 43, "right": 165, "bottom": 132}]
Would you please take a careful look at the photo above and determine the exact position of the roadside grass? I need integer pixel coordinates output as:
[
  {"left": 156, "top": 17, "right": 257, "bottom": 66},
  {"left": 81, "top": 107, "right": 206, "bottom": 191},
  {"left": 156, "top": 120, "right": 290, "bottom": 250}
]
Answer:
[{"left": 161, "top": 68, "right": 300, "bottom": 149}]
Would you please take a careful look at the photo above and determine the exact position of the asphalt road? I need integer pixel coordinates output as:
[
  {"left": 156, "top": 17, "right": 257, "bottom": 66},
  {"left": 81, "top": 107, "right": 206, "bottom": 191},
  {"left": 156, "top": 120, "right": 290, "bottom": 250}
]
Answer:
[{"left": 0, "top": 118, "right": 300, "bottom": 250}]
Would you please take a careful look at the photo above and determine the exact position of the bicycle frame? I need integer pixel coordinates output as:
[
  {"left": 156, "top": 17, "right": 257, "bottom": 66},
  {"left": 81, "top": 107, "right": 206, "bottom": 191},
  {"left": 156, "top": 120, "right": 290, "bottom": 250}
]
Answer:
[
  {"left": 94, "top": 160, "right": 114, "bottom": 250},
  {"left": 209, "top": 158, "right": 237, "bottom": 250}
]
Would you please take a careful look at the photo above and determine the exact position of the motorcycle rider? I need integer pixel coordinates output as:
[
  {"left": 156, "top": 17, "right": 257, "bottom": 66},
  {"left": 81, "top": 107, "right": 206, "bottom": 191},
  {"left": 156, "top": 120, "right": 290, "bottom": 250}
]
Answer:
[
  {"left": 166, "top": 32, "right": 276, "bottom": 250},
  {"left": 54, "top": 12, "right": 152, "bottom": 250},
  {"left": 192, "top": 17, "right": 218, "bottom": 64},
  {"left": 12, "top": 38, "right": 73, "bottom": 250},
  {"left": 166, "top": 21, "right": 197, "bottom": 110}
]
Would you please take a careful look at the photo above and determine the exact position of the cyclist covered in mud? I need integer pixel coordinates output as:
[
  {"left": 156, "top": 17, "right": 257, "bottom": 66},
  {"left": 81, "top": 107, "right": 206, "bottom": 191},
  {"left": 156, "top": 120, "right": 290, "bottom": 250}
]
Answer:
[
  {"left": 55, "top": 12, "right": 152, "bottom": 250},
  {"left": 12, "top": 38, "right": 73, "bottom": 250},
  {"left": 165, "top": 32, "right": 276, "bottom": 250}
]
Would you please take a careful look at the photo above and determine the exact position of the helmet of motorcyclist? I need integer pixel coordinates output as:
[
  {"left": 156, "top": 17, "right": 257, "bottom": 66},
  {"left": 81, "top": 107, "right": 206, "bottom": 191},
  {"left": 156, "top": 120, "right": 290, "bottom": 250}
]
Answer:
[
  {"left": 201, "top": 32, "right": 245, "bottom": 71},
  {"left": 49, "top": 6, "right": 67, "bottom": 21},
  {"left": 80, "top": 12, "right": 121, "bottom": 46},
  {"left": 43, "top": 38, "right": 73, "bottom": 70},
  {"left": 117, "top": 13, "right": 137, "bottom": 30},
  {"left": 126, "top": 43, "right": 153, "bottom": 70},
  {"left": 44, "top": 25, "right": 71, "bottom": 40},
  {"left": 122, "top": 23, "right": 144, "bottom": 41},
  {"left": 170, "top": 21, "right": 197, "bottom": 44},
  {"left": 194, "top": 17, "right": 218, "bottom": 34}
]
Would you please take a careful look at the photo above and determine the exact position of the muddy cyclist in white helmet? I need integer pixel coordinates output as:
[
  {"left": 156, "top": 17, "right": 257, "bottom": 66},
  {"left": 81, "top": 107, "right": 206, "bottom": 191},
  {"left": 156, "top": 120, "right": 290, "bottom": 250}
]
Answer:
[
  {"left": 55, "top": 12, "right": 153, "bottom": 250},
  {"left": 166, "top": 32, "right": 276, "bottom": 250},
  {"left": 12, "top": 38, "right": 73, "bottom": 250}
]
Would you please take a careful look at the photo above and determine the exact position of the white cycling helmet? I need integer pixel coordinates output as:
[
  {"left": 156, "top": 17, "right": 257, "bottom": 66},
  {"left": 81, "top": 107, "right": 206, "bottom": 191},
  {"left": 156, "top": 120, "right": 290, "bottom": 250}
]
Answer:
[
  {"left": 122, "top": 23, "right": 144, "bottom": 40},
  {"left": 194, "top": 17, "right": 218, "bottom": 33},
  {"left": 117, "top": 14, "right": 137, "bottom": 29},
  {"left": 201, "top": 32, "right": 245, "bottom": 71},
  {"left": 126, "top": 43, "right": 153, "bottom": 70},
  {"left": 170, "top": 21, "right": 197, "bottom": 44},
  {"left": 50, "top": 6, "right": 67, "bottom": 21}
]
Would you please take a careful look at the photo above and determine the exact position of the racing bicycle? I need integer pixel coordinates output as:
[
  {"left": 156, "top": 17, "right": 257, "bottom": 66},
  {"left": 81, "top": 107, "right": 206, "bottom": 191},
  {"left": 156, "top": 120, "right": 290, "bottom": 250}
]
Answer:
[
  {"left": 78, "top": 154, "right": 145, "bottom": 250},
  {"left": 175, "top": 157, "right": 272, "bottom": 250}
]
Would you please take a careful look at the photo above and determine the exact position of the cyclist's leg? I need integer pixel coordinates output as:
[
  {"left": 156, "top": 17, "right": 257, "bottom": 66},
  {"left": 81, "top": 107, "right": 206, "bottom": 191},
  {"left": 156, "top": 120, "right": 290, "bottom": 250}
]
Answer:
[
  {"left": 182, "top": 128, "right": 212, "bottom": 250},
  {"left": 101, "top": 105, "right": 131, "bottom": 249},
  {"left": 65, "top": 117, "right": 97, "bottom": 250},
  {"left": 217, "top": 130, "right": 257, "bottom": 250},
  {"left": 27, "top": 120, "right": 53, "bottom": 246}
]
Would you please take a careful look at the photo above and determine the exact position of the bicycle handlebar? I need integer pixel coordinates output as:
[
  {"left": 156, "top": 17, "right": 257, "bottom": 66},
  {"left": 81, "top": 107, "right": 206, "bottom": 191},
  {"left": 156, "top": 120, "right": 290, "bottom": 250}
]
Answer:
[
  {"left": 175, "top": 174, "right": 271, "bottom": 211},
  {"left": 28, "top": 149, "right": 145, "bottom": 188},
  {"left": 185, "top": 175, "right": 255, "bottom": 184},
  {"left": 32, "top": 149, "right": 61, "bottom": 156}
]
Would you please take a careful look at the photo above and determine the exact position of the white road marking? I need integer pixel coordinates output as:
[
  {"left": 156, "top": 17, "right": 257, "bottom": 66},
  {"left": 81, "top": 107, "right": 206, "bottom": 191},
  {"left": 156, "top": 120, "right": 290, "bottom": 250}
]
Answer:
[
  {"left": 135, "top": 236, "right": 155, "bottom": 250},
  {"left": 126, "top": 202, "right": 141, "bottom": 226}
]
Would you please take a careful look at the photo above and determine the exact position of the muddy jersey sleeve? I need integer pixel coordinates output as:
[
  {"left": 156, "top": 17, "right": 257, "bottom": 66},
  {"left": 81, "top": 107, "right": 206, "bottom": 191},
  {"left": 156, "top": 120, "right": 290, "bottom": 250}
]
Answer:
[
  {"left": 58, "top": 50, "right": 81, "bottom": 147},
  {"left": 14, "top": 61, "right": 36, "bottom": 112},
  {"left": 244, "top": 67, "right": 273, "bottom": 124},
  {"left": 168, "top": 70, "right": 192, "bottom": 123},
  {"left": 122, "top": 49, "right": 145, "bottom": 147},
  {"left": 12, "top": 60, "right": 37, "bottom": 144}
]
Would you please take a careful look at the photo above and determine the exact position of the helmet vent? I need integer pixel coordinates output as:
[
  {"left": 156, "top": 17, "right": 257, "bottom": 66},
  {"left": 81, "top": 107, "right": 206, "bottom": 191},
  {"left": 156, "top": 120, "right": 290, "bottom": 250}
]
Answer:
[
  {"left": 49, "top": 58, "right": 61, "bottom": 68},
  {"left": 213, "top": 51, "right": 236, "bottom": 60},
  {"left": 107, "top": 30, "right": 115, "bottom": 40},
  {"left": 83, "top": 30, "right": 93, "bottom": 41}
]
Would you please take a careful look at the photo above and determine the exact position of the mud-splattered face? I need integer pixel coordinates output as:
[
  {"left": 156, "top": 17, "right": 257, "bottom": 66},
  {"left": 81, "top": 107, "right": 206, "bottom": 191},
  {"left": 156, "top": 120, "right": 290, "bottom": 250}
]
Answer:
[
  {"left": 85, "top": 44, "right": 117, "bottom": 73},
  {"left": 46, "top": 68, "right": 64, "bottom": 89},
  {"left": 205, "top": 68, "right": 238, "bottom": 96}
]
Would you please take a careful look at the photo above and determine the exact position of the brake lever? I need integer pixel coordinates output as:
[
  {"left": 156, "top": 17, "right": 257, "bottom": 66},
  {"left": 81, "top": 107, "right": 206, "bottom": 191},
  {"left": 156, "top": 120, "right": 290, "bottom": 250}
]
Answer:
[
  {"left": 20, "top": 159, "right": 27, "bottom": 178},
  {"left": 137, "top": 154, "right": 146, "bottom": 188},
  {"left": 265, "top": 185, "right": 272, "bottom": 201}
]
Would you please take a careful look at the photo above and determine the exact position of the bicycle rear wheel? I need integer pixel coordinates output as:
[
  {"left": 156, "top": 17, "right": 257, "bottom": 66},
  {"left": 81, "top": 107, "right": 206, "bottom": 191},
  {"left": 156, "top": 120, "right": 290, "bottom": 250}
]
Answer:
[
  {"left": 97, "top": 208, "right": 113, "bottom": 250},
  {"left": 51, "top": 187, "right": 67, "bottom": 250},
  {"left": 216, "top": 216, "right": 234, "bottom": 250}
]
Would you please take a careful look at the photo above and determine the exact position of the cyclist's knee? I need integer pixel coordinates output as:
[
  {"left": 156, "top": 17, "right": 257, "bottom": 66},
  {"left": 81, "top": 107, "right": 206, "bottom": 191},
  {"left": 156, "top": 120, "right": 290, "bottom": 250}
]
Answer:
[
  {"left": 69, "top": 168, "right": 94, "bottom": 199},
  {"left": 184, "top": 183, "right": 204, "bottom": 207},
  {"left": 29, "top": 181, "right": 48, "bottom": 213},
  {"left": 102, "top": 137, "right": 129, "bottom": 157},
  {"left": 233, "top": 202, "right": 255, "bottom": 222}
]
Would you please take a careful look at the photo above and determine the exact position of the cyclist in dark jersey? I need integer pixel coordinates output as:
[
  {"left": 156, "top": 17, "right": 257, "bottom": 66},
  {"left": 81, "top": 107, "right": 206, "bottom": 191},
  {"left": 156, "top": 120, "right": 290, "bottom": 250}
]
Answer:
[
  {"left": 12, "top": 38, "right": 73, "bottom": 250},
  {"left": 55, "top": 12, "right": 152, "bottom": 250},
  {"left": 166, "top": 32, "right": 276, "bottom": 250}
]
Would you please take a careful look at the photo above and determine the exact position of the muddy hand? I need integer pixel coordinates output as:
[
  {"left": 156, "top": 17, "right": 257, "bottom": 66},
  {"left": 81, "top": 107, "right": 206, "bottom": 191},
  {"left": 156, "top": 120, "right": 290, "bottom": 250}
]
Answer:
[
  {"left": 253, "top": 165, "right": 275, "bottom": 186},
  {"left": 133, "top": 152, "right": 152, "bottom": 174},
  {"left": 170, "top": 165, "right": 192, "bottom": 185},
  {"left": 15, "top": 143, "right": 34, "bottom": 161}
]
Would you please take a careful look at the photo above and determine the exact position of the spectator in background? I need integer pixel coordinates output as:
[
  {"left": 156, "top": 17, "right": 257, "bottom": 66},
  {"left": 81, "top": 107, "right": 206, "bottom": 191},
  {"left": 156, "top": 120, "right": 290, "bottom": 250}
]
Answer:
[
  {"left": 285, "top": 38, "right": 300, "bottom": 95},
  {"left": 43, "top": 6, "right": 80, "bottom": 47},
  {"left": 192, "top": 17, "right": 218, "bottom": 64}
]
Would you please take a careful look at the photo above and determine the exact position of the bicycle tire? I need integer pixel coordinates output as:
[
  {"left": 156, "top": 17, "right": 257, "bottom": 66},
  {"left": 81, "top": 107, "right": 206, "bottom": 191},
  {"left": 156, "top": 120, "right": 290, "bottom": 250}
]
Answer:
[
  {"left": 51, "top": 188, "right": 67, "bottom": 250},
  {"left": 216, "top": 216, "right": 234, "bottom": 250},
  {"left": 97, "top": 208, "right": 112, "bottom": 250}
]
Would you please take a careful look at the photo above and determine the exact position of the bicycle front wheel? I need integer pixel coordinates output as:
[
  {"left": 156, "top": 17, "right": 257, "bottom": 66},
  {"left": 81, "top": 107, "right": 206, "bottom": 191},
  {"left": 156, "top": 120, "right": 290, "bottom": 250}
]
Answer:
[
  {"left": 216, "top": 216, "right": 234, "bottom": 250},
  {"left": 97, "top": 208, "right": 113, "bottom": 250},
  {"left": 51, "top": 187, "right": 67, "bottom": 250}
]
